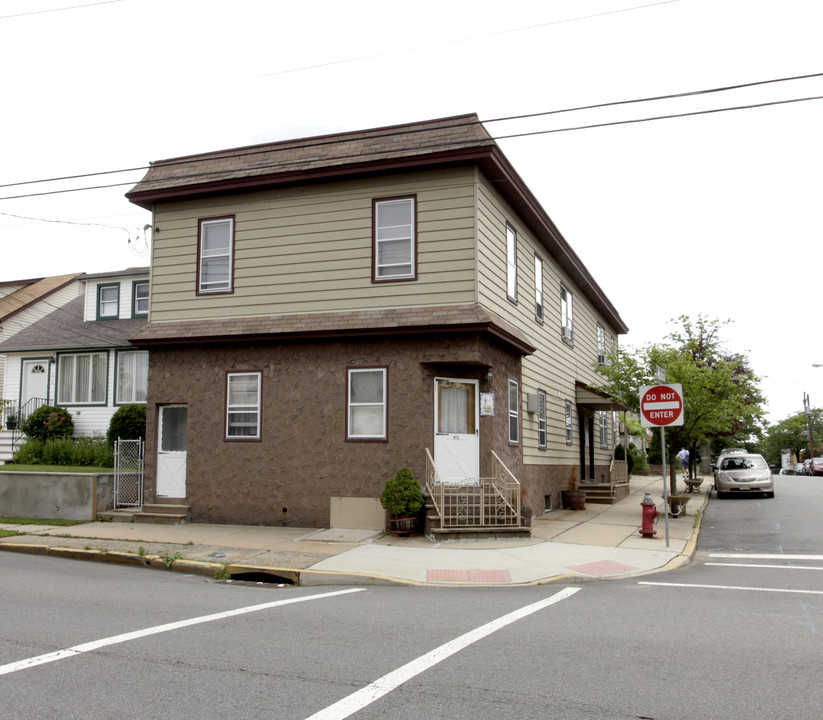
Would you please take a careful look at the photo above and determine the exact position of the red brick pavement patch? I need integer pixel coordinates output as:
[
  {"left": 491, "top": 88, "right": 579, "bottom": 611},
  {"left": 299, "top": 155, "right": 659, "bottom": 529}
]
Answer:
[{"left": 426, "top": 569, "right": 512, "bottom": 582}]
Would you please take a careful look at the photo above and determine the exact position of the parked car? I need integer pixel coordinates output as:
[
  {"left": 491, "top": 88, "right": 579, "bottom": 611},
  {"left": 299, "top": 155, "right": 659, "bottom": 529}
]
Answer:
[
  {"left": 803, "top": 459, "right": 813, "bottom": 475},
  {"left": 795, "top": 462, "right": 806, "bottom": 475},
  {"left": 714, "top": 453, "right": 774, "bottom": 498},
  {"left": 810, "top": 458, "right": 823, "bottom": 476}
]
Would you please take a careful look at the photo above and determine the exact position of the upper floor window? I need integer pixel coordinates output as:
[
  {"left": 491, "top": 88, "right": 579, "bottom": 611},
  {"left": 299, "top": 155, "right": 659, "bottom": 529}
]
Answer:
[
  {"left": 132, "top": 281, "right": 149, "bottom": 318},
  {"left": 506, "top": 225, "right": 517, "bottom": 302},
  {"left": 116, "top": 350, "right": 148, "bottom": 404},
  {"left": 373, "top": 197, "right": 416, "bottom": 281},
  {"left": 58, "top": 352, "right": 107, "bottom": 405},
  {"left": 508, "top": 379, "right": 519, "bottom": 444},
  {"left": 537, "top": 389, "right": 547, "bottom": 448},
  {"left": 97, "top": 284, "right": 119, "bottom": 319},
  {"left": 560, "top": 285, "right": 574, "bottom": 344},
  {"left": 597, "top": 324, "right": 606, "bottom": 365},
  {"left": 347, "top": 368, "right": 387, "bottom": 440},
  {"left": 534, "top": 255, "right": 543, "bottom": 322},
  {"left": 226, "top": 372, "right": 261, "bottom": 440},
  {"left": 198, "top": 217, "right": 235, "bottom": 294}
]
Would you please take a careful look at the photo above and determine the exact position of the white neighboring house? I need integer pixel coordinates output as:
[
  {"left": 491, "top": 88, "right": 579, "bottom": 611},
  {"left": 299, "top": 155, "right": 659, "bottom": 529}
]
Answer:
[{"left": 0, "top": 268, "right": 149, "bottom": 462}]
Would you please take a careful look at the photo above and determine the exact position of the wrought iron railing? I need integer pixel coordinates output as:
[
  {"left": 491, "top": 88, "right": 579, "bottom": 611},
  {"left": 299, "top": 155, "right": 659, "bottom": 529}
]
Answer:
[
  {"left": 425, "top": 449, "right": 522, "bottom": 528},
  {"left": 7, "top": 397, "right": 48, "bottom": 453}
]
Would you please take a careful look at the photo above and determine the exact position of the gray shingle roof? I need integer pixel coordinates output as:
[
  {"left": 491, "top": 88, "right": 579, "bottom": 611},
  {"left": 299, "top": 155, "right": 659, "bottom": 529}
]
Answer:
[{"left": 0, "top": 295, "right": 147, "bottom": 352}]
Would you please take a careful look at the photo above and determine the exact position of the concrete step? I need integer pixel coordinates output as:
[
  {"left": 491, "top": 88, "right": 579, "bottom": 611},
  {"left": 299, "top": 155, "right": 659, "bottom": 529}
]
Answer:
[
  {"left": 100, "top": 503, "right": 191, "bottom": 525},
  {"left": 429, "top": 526, "right": 531, "bottom": 540}
]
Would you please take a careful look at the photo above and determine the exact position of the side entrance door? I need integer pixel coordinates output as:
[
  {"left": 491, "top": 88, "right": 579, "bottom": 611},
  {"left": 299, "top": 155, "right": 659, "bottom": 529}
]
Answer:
[
  {"left": 21, "top": 358, "right": 50, "bottom": 411},
  {"left": 157, "top": 405, "right": 187, "bottom": 498},
  {"left": 433, "top": 378, "right": 479, "bottom": 484}
]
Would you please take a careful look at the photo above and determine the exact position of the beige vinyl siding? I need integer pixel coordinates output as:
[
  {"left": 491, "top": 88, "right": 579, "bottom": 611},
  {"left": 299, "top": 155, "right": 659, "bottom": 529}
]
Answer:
[
  {"left": 149, "top": 168, "right": 478, "bottom": 323},
  {"left": 475, "top": 177, "right": 620, "bottom": 468}
]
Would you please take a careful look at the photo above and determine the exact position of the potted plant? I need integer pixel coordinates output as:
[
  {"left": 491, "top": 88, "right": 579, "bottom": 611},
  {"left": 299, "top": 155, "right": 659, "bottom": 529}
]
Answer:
[
  {"left": 380, "top": 466, "right": 425, "bottom": 536},
  {"left": 561, "top": 466, "right": 586, "bottom": 510},
  {"left": 2, "top": 400, "right": 17, "bottom": 430},
  {"left": 520, "top": 486, "right": 533, "bottom": 527}
]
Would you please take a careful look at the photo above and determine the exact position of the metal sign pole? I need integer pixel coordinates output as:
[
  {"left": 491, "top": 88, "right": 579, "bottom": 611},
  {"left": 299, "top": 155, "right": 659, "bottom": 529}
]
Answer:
[{"left": 661, "top": 426, "right": 669, "bottom": 547}]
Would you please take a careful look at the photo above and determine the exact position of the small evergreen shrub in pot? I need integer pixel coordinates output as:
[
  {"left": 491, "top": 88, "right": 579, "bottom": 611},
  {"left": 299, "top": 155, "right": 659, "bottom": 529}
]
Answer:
[
  {"left": 21, "top": 405, "right": 74, "bottom": 441},
  {"left": 380, "top": 466, "right": 425, "bottom": 536}
]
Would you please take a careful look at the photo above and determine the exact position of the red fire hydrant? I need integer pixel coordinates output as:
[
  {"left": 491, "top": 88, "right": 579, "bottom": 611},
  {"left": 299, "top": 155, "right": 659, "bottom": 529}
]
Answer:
[{"left": 640, "top": 493, "right": 658, "bottom": 537}]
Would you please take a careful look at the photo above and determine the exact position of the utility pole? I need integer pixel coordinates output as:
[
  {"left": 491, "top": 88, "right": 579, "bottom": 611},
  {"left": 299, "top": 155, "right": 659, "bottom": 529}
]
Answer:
[{"left": 803, "top": 392, "right": 815, "bottom": 458}]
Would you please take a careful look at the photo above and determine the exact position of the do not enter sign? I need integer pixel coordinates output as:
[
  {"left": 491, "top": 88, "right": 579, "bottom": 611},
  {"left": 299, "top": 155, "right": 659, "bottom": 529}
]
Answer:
[{"left": 639, "top": 384, "right": 684, "bottom": 427}]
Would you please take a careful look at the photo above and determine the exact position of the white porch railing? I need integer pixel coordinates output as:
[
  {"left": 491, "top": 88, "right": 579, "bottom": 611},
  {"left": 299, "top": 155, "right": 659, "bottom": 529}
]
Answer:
[{"left": 425, "top": 449, "right": 522, "bottom": 528}]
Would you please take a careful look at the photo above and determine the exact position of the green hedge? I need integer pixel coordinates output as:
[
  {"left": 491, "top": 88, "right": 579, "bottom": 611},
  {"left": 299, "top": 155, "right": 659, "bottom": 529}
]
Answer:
[{"left": 13, "top": 436, "right": 113, "bottom": 467}]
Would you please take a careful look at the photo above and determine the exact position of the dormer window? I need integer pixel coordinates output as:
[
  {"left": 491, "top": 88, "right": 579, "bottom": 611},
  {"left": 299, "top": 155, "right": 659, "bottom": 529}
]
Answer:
[
  {"left": 97, "top": 283, "right": 119, "bottom": 319},
  {"left": 132, "top": 281, "right": 149, "bottom": 317}
]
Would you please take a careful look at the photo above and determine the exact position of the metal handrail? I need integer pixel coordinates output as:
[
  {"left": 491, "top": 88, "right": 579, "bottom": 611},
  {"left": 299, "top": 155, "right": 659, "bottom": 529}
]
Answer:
[{"left": 9, "top": 397, "right": 48, "bottom": 452}]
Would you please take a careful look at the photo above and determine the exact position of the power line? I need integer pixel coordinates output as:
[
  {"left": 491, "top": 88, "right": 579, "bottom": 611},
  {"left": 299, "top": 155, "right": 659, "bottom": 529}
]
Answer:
[
  {"left": 1, "top": 76, "right": 822, "bottom": 204},
  {"left": 0, "top": 0, "right": 121, "bottom": 20}
]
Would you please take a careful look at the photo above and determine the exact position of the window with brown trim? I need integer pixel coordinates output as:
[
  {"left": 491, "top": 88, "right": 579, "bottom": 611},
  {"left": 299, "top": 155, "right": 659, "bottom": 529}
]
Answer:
[
  {"left": 373, "top": 197, "right": 416, "bottom": 281},
  {"left": 226, "top": 371, "right": 261, "bottom": 440},
  {"left": 347, "top": 368, "right": 387, "bottom": 440},
  {"left": 198, "top": 216, "right": 235, "bottom": 294},
  {"left": 506, "top": 224, "right": 517, "bottom": 302}
]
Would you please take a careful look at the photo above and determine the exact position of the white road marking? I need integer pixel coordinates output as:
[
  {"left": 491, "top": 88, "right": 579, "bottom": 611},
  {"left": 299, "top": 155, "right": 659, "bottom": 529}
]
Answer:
[
  {"left": 305, "top": 586, "right": 581, "bottom": 720},
  {"left": 706, "top": 563, "right": 823, "bottom": 571},
  {"left": 708, "top": 553, "right": 823, "bottom": 560},
  {"left": 639, "top": 581, "right": 823, "bottom": 595},
  {"left": 0, "top": 588, "right": 364, "bottom": 677}
]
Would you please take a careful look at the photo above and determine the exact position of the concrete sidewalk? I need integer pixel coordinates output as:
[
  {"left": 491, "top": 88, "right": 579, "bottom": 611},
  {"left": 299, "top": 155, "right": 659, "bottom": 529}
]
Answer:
[{"left": 0, "top": 474, "right": 709, "bottom": 586}]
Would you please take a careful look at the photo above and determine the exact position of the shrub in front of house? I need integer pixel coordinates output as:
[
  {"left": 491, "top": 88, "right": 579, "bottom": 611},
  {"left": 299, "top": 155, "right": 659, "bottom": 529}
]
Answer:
[
  {"left": 106, "top": 404, "right": 147, "bottom": 447},
  {"left": 13, "top": 436, "right": 114, "bottom": 467},
  {"left": 21, "top": 405, "right": 74, "bottom": 441}
]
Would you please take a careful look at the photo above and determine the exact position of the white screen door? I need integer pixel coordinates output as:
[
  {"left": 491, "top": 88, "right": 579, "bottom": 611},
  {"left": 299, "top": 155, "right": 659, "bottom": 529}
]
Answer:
[
  {"left": 157, "top": 405, "right": 187, "bottom": 498},
  {"left": 434, "top": 378, "right": 479, "bottom": 484}
]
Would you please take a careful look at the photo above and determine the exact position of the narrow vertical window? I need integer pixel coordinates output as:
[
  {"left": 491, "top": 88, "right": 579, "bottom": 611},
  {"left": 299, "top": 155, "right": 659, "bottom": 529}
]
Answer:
[
  {"left": 97, "top": 284, "right": 119, "bottom": 319},
  {"left": 534, "top": 255, "right": 543, "bottom": 321},
  {"left": 226, "top": 372, "right": 261, "bottom": 439},
  {"left": 508, "top": 379, "right": 519, "bottom": 444},
  {"left": 599, "top": 412, "right": 608, "bottom": 447},
  {"left": 565, "top": 400, "right": 573, "bottom": 444},
  {"left": 374, "top": 197, "right": 415, "bottom": 280},
  {"left": 348, "top": 368, "right": 387, "bottom": 439},
  {"left": 537, "top": 389, "right": 547, "bottom": 448},
  {"left": 132, "top": 281, "right": 149, "bottom": 317},
  {"left": 506, "top": 225, "right": 517, "bottom": 301},
  {"left": 560, "top": 286, "right": 574, "bottom": 343},
  {"left": 597, "top": 325, "right": 606, "bottom": 364},
  {"left": 198, "top": 217, "right": 234, "bottom": 294}
]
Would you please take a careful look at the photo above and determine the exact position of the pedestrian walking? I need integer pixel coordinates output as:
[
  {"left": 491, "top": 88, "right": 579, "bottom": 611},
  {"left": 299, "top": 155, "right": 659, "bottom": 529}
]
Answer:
[{"left": 676, "top": 447, "right": 689, "bottom": 479}]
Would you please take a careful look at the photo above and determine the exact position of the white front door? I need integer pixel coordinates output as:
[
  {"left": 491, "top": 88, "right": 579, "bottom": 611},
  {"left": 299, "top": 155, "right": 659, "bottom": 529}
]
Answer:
[
  {"left": 157, "top": 405, "right": 187, "bottom": 498},
  {"left": 21, "top": 359, "right": 50, "bottom": 408},
  {"left": 434, "top": 378, "right": 479, "bottom": 484}
]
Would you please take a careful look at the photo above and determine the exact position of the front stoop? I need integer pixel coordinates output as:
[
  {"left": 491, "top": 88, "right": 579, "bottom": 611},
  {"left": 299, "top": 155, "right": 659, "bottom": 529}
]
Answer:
[
  {"left": 103, "top": 503, "right": 191, "bottom": 525},
  {"left": 581, "top": 482, "right": 630, "bottom": 505},
  {"left": 424, "top": 499, "right": 531, "bottom": 540}
]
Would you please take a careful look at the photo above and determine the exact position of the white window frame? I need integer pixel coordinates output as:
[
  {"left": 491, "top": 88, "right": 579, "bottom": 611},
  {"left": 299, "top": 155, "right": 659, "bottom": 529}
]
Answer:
[
  {"left": 347, "top": 368, "right": 387, "bottom": 440},
  {"left": 565, "top": 400, "right": 573, "bottom": 444},
  {"left": 374, "top": 197, "right": 415, "bottom": 281},
  {"left": 506, "top": 224, "right": 517, "bottom": 302},
  {"left": 198, "top": 217, "right": 234, "bottom": 294},
  {"left": 537, "top": 389, "right": 547, "bottom": 449},
  {"left": 115, "top": 350, "right": 148, "bottom": 404},
  {"left": 226, "top": 372, "right": 261, "bottom": 440},
  {"left": 534, "top": 255, "right": 543, "bottom": 322},
  {"left": 57, "top": 351, "right": 108, "bottom": 405},
  {"left": 599, "top": 411, "right": 608, "bottom": 448},
  {"left": 597, "top": 324, "right": 606, "bottom": 365},
  {"left": 561, "top": 285, "right": 574, "bottom": 343},
  {"left": 508, "top": 379, "right": 519, "bottom": 444}
]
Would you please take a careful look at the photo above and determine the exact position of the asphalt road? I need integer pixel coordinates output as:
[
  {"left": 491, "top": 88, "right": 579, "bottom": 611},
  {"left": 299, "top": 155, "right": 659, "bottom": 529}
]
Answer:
[{"left": 2, "top": 474, "right": 821, "bottom": 719}]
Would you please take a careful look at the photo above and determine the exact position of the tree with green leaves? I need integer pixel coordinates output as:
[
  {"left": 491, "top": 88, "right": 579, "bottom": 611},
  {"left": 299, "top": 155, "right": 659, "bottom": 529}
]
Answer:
[
  {"left": 756, "top": 409, "right": 823, "bottom": 466},
  {"left": 596, "top": 315, "right": 766, "bottom": 494}
]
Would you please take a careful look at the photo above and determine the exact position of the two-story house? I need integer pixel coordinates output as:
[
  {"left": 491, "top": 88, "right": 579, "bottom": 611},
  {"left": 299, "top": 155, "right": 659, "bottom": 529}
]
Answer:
[
  {"left": 0, "top": 267, "right": 149, "bottom": 461},
  {"left": 126, "top": 114, "right": 628, "bottom": 529}
]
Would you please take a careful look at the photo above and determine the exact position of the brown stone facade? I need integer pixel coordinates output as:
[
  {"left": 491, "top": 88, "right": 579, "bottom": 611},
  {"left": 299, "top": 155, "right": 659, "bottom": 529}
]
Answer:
[{"left": 143, "top": 332, "right": 526, "bottom": 527}]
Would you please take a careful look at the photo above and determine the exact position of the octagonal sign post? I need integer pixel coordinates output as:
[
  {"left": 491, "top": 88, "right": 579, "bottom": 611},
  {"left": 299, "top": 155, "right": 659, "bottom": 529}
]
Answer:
[{"left": 639, "top": 384, "right": 684, "bottom": 428}]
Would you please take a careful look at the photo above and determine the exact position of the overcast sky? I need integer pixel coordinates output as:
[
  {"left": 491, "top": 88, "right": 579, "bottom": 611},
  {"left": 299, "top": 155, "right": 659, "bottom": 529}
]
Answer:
[{"left": 1, "top": 0, "right": 821, "bottom": 425}]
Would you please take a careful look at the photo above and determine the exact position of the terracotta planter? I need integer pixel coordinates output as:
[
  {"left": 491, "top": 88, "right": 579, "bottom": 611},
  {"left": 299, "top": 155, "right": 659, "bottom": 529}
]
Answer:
[
  {"left": 389, "top": 515, "right": 420, "bottom": 537},
  {"left": 562, "top": 490, "right": 586, "bottom": 510}
]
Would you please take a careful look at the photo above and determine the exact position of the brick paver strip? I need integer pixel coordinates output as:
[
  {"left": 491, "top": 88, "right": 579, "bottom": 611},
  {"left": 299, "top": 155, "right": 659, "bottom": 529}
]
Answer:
[{"left": 426, "top": 569, "right": 511, "bottom": 582}]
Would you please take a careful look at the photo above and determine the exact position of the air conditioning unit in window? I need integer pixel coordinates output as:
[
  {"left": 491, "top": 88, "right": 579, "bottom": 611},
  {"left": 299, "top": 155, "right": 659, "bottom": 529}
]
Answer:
[
  {"left": 597, "top": 353, "right": 606, "bottom": 365},
  {"left": 526, "top": 393, "right": 540, "bottom": 413}
]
